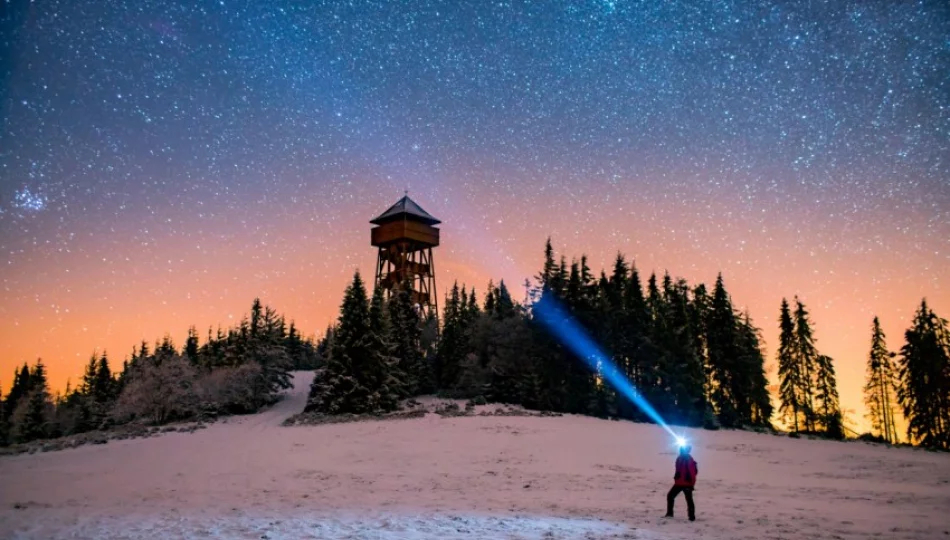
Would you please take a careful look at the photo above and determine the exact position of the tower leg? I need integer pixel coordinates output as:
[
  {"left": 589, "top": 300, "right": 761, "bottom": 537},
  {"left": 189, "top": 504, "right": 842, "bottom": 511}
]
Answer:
[{"left": 429, "top": 247, "right": 437, "bottom": 323}]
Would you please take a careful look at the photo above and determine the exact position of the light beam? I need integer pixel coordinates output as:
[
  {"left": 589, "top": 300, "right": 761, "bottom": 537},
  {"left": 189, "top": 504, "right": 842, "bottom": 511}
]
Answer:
[{"left": 532, "top": 292, "right": 682, "bottom": 442}]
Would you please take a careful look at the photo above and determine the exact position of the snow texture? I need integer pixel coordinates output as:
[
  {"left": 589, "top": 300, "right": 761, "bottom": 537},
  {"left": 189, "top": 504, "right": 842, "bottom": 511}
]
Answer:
[
  {"left": 5, "top": 511, "right": 635, "bottom": 539},
  {"left": 2, "top": 372, "right": 949, "bottom": 540}
]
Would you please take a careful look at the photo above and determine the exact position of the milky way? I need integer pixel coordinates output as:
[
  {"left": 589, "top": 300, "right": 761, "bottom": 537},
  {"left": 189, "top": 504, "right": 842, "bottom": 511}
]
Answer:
[{"left": 1, "top": 0, "right": 948, "bottom": 428}]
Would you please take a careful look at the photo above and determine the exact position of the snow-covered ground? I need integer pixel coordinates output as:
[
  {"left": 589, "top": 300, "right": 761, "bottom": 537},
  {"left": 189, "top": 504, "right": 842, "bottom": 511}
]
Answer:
[{"left": 2, "top": 371, "right": 948, "bottom": 539}]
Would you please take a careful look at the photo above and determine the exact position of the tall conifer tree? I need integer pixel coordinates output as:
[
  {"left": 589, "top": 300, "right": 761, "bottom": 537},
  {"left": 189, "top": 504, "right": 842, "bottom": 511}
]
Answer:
[
  {"left": 863, "top": 316, "right": 899, "bottom": 442},
  {"left": 777, "top": 298, "right": 803, "bottom": 431},
  {"left": 897, "top": 300, "right": 950, "bottom": 450},
  {"left": 793, "top": 298, "right": 819, "bottom": 432},
  {"left": 814, "top": 354, "right": 844, "bottom": 438}
]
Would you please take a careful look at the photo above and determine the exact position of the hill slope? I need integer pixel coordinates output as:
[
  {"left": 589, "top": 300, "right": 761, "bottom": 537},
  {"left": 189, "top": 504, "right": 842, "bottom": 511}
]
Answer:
[{"left": 1, "top": 371, "right": 948, "bottom": 539}]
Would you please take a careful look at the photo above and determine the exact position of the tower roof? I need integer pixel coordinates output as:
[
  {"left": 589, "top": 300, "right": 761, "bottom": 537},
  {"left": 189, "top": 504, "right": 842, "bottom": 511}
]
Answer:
[{"left": 370, "top": 194, "right": 441, "bottom": 226}]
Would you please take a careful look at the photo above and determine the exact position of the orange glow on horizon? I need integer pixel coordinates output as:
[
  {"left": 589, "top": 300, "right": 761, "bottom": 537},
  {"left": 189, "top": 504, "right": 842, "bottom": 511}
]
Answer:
[{"left": 1, "top": 188, "right": 946, "bottom": 438}]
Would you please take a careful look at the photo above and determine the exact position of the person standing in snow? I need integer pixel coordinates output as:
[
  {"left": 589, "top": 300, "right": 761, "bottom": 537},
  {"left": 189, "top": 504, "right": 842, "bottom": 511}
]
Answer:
[{"left": 664, "top": 444, "right": 697, "bottom": 521}]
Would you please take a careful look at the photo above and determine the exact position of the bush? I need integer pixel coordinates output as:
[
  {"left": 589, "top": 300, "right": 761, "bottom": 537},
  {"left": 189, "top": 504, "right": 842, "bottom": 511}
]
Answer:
[
  {"left": 198, "top": 362, "right": 262, "bottom": 414},
  {"left": 112, "top": 355, "right": 200, "bottom": 425}
]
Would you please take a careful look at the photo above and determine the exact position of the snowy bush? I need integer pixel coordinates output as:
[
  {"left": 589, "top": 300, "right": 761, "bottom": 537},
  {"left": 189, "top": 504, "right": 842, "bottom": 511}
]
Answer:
[
  {"left": 112, "top": 354, "right": 201, "bottom": 425},
  {"left": 197, "top": 362, "right": 262, "bottom": 414},
  {"left": 9, "top": 388, "right": 56, "bottom": 443}
]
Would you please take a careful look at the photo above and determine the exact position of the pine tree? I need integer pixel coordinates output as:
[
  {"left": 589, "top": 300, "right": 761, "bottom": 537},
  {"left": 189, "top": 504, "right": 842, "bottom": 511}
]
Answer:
[
  {"left": 81, "top": 354, "right": 98, "bottom": 396},
  {"left": 466, "top": 288, "right": 480, "bottom": 323},
  {"left": 896, "top": 300, "right": 950, "bottom": 450},
  {"left": 537, "top": 237, "right": 558, "bottom": 289},
  {"left": 814, "top": 354, "right": 844, "bottom": 439},
  {"left": 863, "top": 316, "right": 899, "bottom": 443},
  {"left": 483, "top": 281, "right": 496, "bottom": 314},
  {"left": 250, "top": 298, "right": 263, "bottom": 337},
  {"left": 369, "top": 285, "right": 405, "bottom": 408},
  {"left": 777, "top": 298, "right": 803, "bottom": 431},
  {"left": 4, "top": 364, "right": 31, "bottom": 424},
  {"left": 737, "top": 312, "right": 773, "bottom": 428},
  {"left": 792, "top": 297, "right": 819, "bottom": 432},
  {"left": 94, "top": 353, "right": 116, "bottom": 405},
  {"left": 604, "top": 254, "right": 632, "bottom": 419},
  {"left": 706, "top": 274, "right": 740, "bottom": 426},
  {"left": 661, "top": 278, "right": 706, "bottom": 426},
  {"left": 306, "top": 271, "right": 399, "bottom": 414},
  {"left": 184, "top": 326, "right": 200, "bottom": 365},
  {"left": 623, "top": 265, "right": 650, "bottom": 396},
  {"left": 12, "top": 359, "right": 53, "bottom": 442},
  {"left": 493, "top": 280, "right": 516, "bottom": 319},
  {"left": 558, "top": 259, "right": 595, "bottom": 414},
  {"left": 285, "top": 321, "right": 319, "bottom": 370},
  {"left": 389, "top": 278, "right": 428, "bottom": 395},
  {"left": 252, "top": 303, "right": 294, "bottom": 403},
  {"left": 436, "top": 282, "right": 464, "bottom": 390}
]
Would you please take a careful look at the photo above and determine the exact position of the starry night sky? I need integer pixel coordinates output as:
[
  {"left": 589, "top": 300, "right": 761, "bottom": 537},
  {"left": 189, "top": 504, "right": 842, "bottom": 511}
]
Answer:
[{"left": 1, "top": 0, "right": 948, "bottom": 428}]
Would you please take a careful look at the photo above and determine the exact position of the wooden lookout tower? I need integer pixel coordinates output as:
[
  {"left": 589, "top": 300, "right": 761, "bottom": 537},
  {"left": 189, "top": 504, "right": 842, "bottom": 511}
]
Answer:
[{"left": 370, "top": 193, "right": 440, "bottom": 320}]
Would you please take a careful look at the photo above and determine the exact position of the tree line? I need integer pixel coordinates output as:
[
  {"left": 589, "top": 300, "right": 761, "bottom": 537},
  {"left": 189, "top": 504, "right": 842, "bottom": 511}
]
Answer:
[
  {"left": 309, "top": 239, "right": 949, "bottom": 451},
  {"left": 775, "top": 293, "right": 950, "bottom": 450},
  {"left": 3, "top": 241, "right": 945, "bottom": 452},
  {"left": 307, "top": 239, "right": 775, "bottom": 432},
  {"left": 0, "top": 299, "right": 319, "bottom": 447}
]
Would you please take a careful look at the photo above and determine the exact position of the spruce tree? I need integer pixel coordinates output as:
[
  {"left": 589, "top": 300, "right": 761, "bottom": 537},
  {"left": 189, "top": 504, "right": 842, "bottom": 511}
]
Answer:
[
  {"left": 184, "top": 326, "right": 200, "bottom": 365},
  {"left": 286, "top": 321, "right": 303, "bottom": 369},
  {"left": 483, "top": 281, "right": 496, "bottom": 314},
  {"left": 94, "top": 353, "right": 116, "bottom": 405},
  {"left": 369, "top": 285, "right": 404, "bottom": 408},
  {"left": 623, "top": 265, "right": 650, "bottom": 396},
  {"left": 737, "top": 312, "right": 774, "bottom": 428},
  {"left": 436, "top": 282, "right": 464, "bottom": 390},
  {"left": 493, "top": 280, "right": 516, "bottom": 319},
  {"left": 466, "top": 288, "right": 480, "bottom": 323},
  {"left": 605, "top": 254, "right": 631, "bottom": 419},
  {"left": 777, "top": 298, "right": 803, "bottom": 431},
  {"left": 688, "top": 284, "right": 711, "bottom": 405},
  {"left": 13, "top": 359, "right": 53, "bottom": 442},
  {"left": 537, "top": 237, "right": 558, "bottom": 289},
  {"left": 306, "top": 271, "right": 399, "bottom": 414},
  {"left": 662, "top": 278, "right": 706, "bottom": 426},
  {"left": 896, "top": 300, "right": 950, "bottom": 450},
  {"left": 247, "top": 303, "right": 294, "bottom": 404},
  {"left": 815, "top": 354, "right": 844, "bottom": 439},
  {"left": 81, "top": 354, "right": 98, "bottom": 396},
  {"left": 863, "top": 316, "right": 899, "bottom": 443},
  {"left": 389, "top": 278, "right": 428, "bottom": 395},
  {"left": 706, "top": 274, "right": 739, "bottom": 426},
  {"left": 558, "top": 259, "right": 595, "bottom": 414},
  {"left": 793, "top": 297, "right": 819, "bottom": 432},
  {"left": 4, "top": 364, "right": 31, "bottom": 424}
]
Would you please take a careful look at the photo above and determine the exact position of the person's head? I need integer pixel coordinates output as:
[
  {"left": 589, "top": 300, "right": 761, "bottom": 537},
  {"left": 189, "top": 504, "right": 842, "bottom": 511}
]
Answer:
[{"left": 679, "top": 444, "right": 692, "bottom": 456}]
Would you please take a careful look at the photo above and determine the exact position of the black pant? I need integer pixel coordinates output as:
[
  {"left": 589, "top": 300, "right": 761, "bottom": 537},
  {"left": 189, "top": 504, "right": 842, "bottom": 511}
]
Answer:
[{"left": 666, "top": 485, "right": 695, "bottom": 519}]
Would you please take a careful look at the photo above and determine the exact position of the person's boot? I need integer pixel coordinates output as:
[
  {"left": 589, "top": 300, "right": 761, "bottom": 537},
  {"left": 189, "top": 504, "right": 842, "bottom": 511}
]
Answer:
[{"left": 688, "top": 514, "right": 695, "bottom": 522}]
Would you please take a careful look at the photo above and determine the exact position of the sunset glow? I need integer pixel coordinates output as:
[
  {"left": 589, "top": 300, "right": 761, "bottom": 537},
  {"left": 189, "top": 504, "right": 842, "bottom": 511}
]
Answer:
[{"left": 1, "top": 1, "right": 947, "bottom": 435}]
